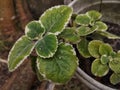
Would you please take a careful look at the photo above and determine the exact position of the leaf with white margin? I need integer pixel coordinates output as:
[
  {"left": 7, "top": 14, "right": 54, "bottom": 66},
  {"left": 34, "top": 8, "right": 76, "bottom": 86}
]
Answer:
[
  {"left": 77, "top": 38, "right": 91, "bottom": 58},
  {"left": 35, "top": 33, "right": 58, "bottom": 58},
  {"left": 75, "top": 14, "right": 91, "bottom": 26},
  {"left": 8, "top": 36, "right": 35, "bottom": 71},
  {"left": 37, "top": 43, "right": 78, "bottom": 84},
  {"left": 91, "top": 59, "right": 109, "bottom": 77},
  {"left": 77, "top": 25, "right": 97, "bottom": 36},
  {"left": 109, "top": 58, "right": 120, "bottom": 73},
  {"left": 110, "top": 73, "right": 120, "bottom": 85},
  {"left": 86, "top": 10, "right": 102, "bottom": 21},
  {"left": 40, "top": 5, "right": 72, "bottom": 35},
  {"left": 96, "top": 31, "right": 120, "bottom": 39},
  {"left": 88, "top": 40, "right": 103, "bottom": 58},
  {"left": 25, "top": 21, "right": 45, "bottom": 40},
  {"left": 95, "top": 21, "right": 108, "bottom": 31}
]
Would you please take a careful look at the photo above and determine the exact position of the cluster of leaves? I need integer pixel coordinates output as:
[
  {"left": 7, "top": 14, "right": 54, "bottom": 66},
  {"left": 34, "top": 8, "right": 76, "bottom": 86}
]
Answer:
[{"left": 8, "top": 5, "right": 120, "bottom": 85}]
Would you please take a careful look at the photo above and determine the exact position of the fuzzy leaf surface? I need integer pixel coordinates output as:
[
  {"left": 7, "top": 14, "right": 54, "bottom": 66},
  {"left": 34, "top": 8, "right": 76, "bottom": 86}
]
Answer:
[
  {"left": 110, "top": 73, "right": 120, "bottom": 85},
  {"left": 77, "top": 38, "right": 91, "bottom": 58},
  {"left": 35, "top": 33, "right": 58, "bottom": 58},
  {"left": 8, "top": 36, "right": 35, "bottom": 71},
  {"left": 40, "top": 5, "right": 72, "bottom": 35},
  {"left": 25, "top": 21, "right": 45, "bottom": 40},
  {"left": 59, "top": 28, "right": 80, "bottom": 44},
  {"left": 88, "top": 40, "right": 103, "bottom": 58},
  {"left": 75, "top": 14, "right": 91, "bottom": 26},
  {"left": 37, "top": 43, "right": 78, "bottom": 84},
  {"left": 91, "top": 59, "right": 109, "bottom": 77}
]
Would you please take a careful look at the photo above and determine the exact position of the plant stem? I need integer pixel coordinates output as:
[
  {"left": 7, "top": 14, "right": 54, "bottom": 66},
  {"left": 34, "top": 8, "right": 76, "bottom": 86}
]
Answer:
[
  {"left": 46, "top": 81, "right": 55, "bottom": 90},
  {"left": 0, "top": 58, "right": 7, "bottom": 64}
]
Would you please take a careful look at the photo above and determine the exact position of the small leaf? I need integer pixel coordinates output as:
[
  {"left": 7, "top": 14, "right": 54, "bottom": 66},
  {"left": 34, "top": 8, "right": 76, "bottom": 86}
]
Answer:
[
  {"left": 37, "top": 43, "right": 78, "bottom": 84},
  {"left": 77, "top": 26, "right": 97, "bottom": 36},
  {"left": 88, "top": 40, "right": 103, "bottom": 58},
  {"left": 25, "top": 21, "right": 45, "bottom": 40},
  {"left": 96, "top": 31, "right": 120, "bottom": 39},
  {"left": 86, "top": 10, "right": 102, "bottom": 21},
  {"left": 35, "top": 33, "right": 58, "bottom": 58},
  {"left": 77, "top": 38, "right": 91, "bottom": 58},
  {"left": 40, "top": 5, "right": 72, "bottom": 35},
  {"left": 110, "top": 73, "right": 120, "bottom": 85},
  {"left": 8, "top": 36, "right": 35, "bottom": 71},
  {"left": 59, "top": 28, "right": 80, "bottom": 44},
  {"left": 95, "top": 21, "right": 108, "bottom": 31},
  {"left": 109, "top": 58, "right": 120, "bottom": 73},
  {"left": 99, "top": 43, "right": 113, "bottom": 56},
  {"left": 75, "top": 14, "right": 91, "bottom": 26},
  {"left": 100, "top": 55, "right": 109, "bottom": 64},
  {"left": 91, "top": 59, "right": 109, "bottom": 77}
]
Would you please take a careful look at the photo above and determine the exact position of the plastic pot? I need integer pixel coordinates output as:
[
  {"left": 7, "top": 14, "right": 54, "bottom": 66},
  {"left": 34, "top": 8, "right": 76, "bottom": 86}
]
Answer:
[{"left": 68, "top": 0, "right": 120, "bottom": 90}]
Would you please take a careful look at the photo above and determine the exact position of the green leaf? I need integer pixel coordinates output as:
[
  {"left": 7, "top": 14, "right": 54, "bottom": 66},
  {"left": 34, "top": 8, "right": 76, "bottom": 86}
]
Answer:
[
  {"left": 8, "top": 36, "right": 35, "bottom": 71},
  {"left": 109, "top": 58, "right": 120, "bottom": 73},
  {"left": 100, "top": 55, "right": 109, "bottom": 64},
  {"left": 95, "top": 21, "right": 108, "bottom": 31},
  {"left": 110, "top": 73, "right": 120, "bottom": 85},
  {"left": 25, "top": 21, "right": 45, "bottom": 40},
  {"left": 59, "top": 28, "right": 80, "bottom": 44},
  {"left": 77, "top": 26, "right": 97, "bottom": 36},
  {"left": 37, "top": 43, "right": 78, "bottom": 84},
  {"left": 88, "top": 40, "right": 103, "bottom": 58},
  {"left": 40, "top": 5, "right": 72, "bottom": 35},
  {"left": 86, "top": 10, "right": 102, "bottom": 21},
  {"left": 77, "top": 38, "right": 91, "bottom": 58},
  {"left": 75, "top": 14, "right": 91, "bottom": 26},
  {"left": 91, "top": 59, "right": 109, "bottom": 77},
  {"left": 35, "top": 33, "right": 58, "bottom": 58},
  {"left": 99, "top": 44, "right": 113, "bottom": 56},
  {"left": 96, "top": 31, "right": 120, "bottom": 39}
]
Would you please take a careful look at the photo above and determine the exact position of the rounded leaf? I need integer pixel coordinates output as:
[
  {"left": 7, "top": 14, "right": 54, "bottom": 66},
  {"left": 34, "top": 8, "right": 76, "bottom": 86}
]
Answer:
[
  {"left": 99, "top": 43, "right": 113, "bottom": 56},
  {"left": 8, "top": 36, "right": 35, "bottom": 71},
  {"left": 25, "top": 21, "right": 45, "bottom": 40},
  {"left": 110, "top": 73, "right": 120, "bottom": 85},
  {"left": 109, "top": 58, "right": 120, "bottom": 73},
  {"left": 91, "top": 59, "right": 109, "bottom": 77},
  {"left": 40, "top": 5, "right": 72, "bottom": 35},
  {"left": 37, "top": 43, "right": 78, "bottom": 84},
  {"left": 77, "top": 38, "right": 91, "bottom": 58},
  {"left": 59, "top": 28, "right": 80, "bottom": 44},
  {"left": 100, "top": 55, "right": 109, "bottom": 64},
  {"left": 88, "top": 40, "right": 103, "bottom": 58},
  {"left": 75, "top": 14, "right": 91, "bottom": 26},
  {"left": 35, "top": 33, "right": 58, "bottom": 58},
  {"left": 86, "top": 10, "right": 102, "bottom": 21},
  {"left": 95, "top": 21, "right": 108, "bottom": 31}
]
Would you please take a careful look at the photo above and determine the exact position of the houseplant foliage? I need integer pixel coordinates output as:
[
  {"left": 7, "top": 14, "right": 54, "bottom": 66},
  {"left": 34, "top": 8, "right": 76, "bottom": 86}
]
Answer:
[{"left": 8, "top": 5, "right": 120, "bottom": 86}]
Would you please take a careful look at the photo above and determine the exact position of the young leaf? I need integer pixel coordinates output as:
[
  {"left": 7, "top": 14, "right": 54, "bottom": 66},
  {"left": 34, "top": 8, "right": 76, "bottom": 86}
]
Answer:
[
  {"left": 88, "top": 40, "right": 103, "bottom": 58},
  {"left": 109, "top": 58, "right": 120, "bottom": 73},
  {"left": 95, "top": 21, "right": 108, "bottom": 31},
  {"left": 25, "top": 21, "right": 45, "bottom": 40},
  {"left": 96, "top": 31, "right": 120, "bottom": 39},
  {"left": 99, "top": 43, "right": 113, "bottom": 56},
  {"left": 37, "top": 43, "right": 78, "bottom": 84},
  {"left": 40, "top": 5, "right": 72, "bottom": 35},
  {"left": 100, "top": 55, "right": 109, "bottom": 64},
  {"left": 8, "top": 36, "right": 35, "bottom": 71},
  {"left": 59, "top": 28, "right": 80, "bottom": 44},
  {"left": 77, "top": 38, "right": 91, "bottom": 58},
  {"left": 75, "top": 14, "right": 91, "bottom": 26},
  {"left": 110, "top": 73, "right": 120, "bottom": 85},
  {"left": 91, "top": 59, "right": 109, "bottom": 77},
  {"left": 35, "top": 33, "right": 58, "bottom": 58},
  {"left": 86, "top": 10, "right": 102, "bottom": 21}
]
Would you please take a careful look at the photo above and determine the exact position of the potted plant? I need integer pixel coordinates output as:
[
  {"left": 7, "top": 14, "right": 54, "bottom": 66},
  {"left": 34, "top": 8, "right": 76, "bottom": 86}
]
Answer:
[{"left": 8, "top": 4, "right": 120, "bottom": 90}]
